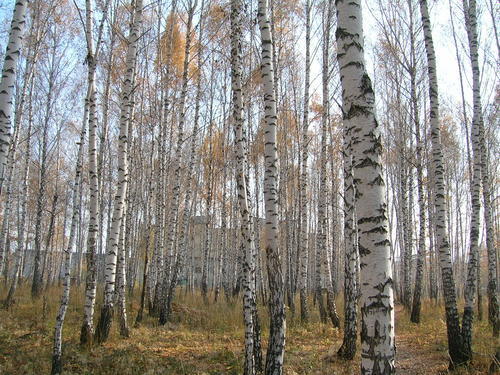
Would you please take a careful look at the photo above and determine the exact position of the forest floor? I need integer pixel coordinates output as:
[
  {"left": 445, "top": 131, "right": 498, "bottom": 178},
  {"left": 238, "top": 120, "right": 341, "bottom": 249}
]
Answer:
[{"left": 0, "top": 285, "right": 496, "bottom": 375}]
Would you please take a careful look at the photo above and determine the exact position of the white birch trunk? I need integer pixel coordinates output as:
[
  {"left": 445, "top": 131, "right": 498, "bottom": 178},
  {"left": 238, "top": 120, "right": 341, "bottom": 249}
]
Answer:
[
  {"left": 419, "top": 0, "right": 466, "bottom": 366},
  {"left": 298, "top": 0, "right": 311, "bottom": 323},
  {"left": 258, "top": 1, "right": 286, "bottom": 374},
  {"left": 317, "top": 0, "right": 340, "bottom": 329},
  {"left": 337, "top": 121, "right": 358, "bottom": 360},
  {"left": 0, "top": 122, "right": 19, "bottom": 274},
  {"left": 409, "top": 0, "right": 426, "bottom": 323},
  {"left": 158, "top": 0, "right": 195, "bottom": 324},
  {"left": 0, "top": 0, "right": 28, "bottom": 182},
  {"left": 4, "top": 93, "right": 31, "bottom": 306},
  {"left": 80, "top": 0, "right": 112, "bottom": 344},
  {"left": 116, "top": 204, "right": 130, "bottom": 337},
  {"left": 95, "top": 0, "right": 142, "bottom": 343},
  {"left": 334, "top": 1, "right": 395, "bottom": 372},
  {"left": 231, "top": 1, "right": 256, "bottom": 373},
  {"left": 469, "top": 0, "right": 499, "bottom": 339},
  {"left": 461, "top": 0, "right": 491, "bottom": 357},
  {"left": 51, "top": 121, "right": 86, "bottom": 375}
]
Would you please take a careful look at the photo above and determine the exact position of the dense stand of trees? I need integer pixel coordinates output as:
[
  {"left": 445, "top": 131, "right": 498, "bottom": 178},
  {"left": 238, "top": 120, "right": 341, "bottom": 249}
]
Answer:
[{"left": 0, "top": 0, "right": 497, "bottom": 374}]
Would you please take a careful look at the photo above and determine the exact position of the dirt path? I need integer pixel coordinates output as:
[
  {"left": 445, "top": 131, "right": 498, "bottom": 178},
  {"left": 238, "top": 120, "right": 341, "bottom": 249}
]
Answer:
[{"left": 394, "top": 305, "right": 448, "bottom": 374}]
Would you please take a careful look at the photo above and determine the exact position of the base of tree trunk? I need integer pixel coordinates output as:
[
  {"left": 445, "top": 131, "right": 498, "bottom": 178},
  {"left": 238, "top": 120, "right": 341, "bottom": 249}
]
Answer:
[
  {"left": 326, "top": 290, "right": 340, "bottom": 328},
  {"left": 2, "top": 297, "right": 15, "bottom": 310},
  {"left": 119, "top": 315, "right": 130, "bottom": 338},
  {"left": 232, "top": 281, "right": 240, "bottom": 297},
  {"left": 488, "top": 294, "right": 499, "bottom": 337},
  {"left": 95, "top": 304, "right": 114, "bottom": 344},
  {"left": 202, "top": 282, "right": 208, "bottom": 304},
  {"left": 287, "top": 291, "right": 295, "bottom": 316},
  {"left": 149, "top": 285, "right": 161, "bottom": 317},
  {"left": 51, "top": 354, "right": 62, "bottom": 375},
  {"left": 80, "top": 322, "right": 93, "bottom": 346},
  {"left": 158, "top": 304, "right": 169, "bottom": 326},
  {"left": 159, "top": 290, "right": 174, "bottom": 326},
  {"left": 134, "top": 308, "right": 144, "bottom": 327},
  {"left": 477, "top": 295, "right": 483, "bottom": 321},
  {"left": 445, "top": 324, "right": 469, "bottom": 370},
  {"left": 489, "top": 350, "right": 499, "bottom": 374},
  {"left": 31, "top": 281, "right": 42, "bottom": 300},
  {"left": 264, "top": 308, "right": 286, "bottom": 375},
  {"left": 3, "top": 284, "right": 17, "bottom": 308},
  {"left": 253, "top": 306, "right": 263, "bottom": 373},
  {"left": 149, "top": 305, "right": 159, "bottom": 317},
  {"left": 410, "top": 313, "right": 421, "bottom": 324},
  {"left": 337, "top": 339, "right": 356, "bottom": 360},
  {"left": 300, "top": 290, "right": 309, "bottom": 322},
  {"left": 460, "top": 306, "right": 474, "bottom": 364},
  {"left": 410, "top": 302, "right": 421, "bottom": 324},
  {"left": 316, "top": 291, "right": 327, "bottom": 324}
]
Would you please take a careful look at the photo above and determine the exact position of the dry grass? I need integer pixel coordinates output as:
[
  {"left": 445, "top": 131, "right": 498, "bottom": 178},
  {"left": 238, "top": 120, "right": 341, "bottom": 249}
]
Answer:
[{"left": 0, "top": 284, "right": 496, "bottom": 374}]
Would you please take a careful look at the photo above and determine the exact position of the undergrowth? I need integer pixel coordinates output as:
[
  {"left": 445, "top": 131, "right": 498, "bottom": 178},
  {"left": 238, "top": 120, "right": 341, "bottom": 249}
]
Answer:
[{"left": 0, "top": 284, "right": 495, "bottom": 374}]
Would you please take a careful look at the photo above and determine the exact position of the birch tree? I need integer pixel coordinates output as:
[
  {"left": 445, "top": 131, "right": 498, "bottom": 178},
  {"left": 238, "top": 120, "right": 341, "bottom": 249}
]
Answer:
[
  {"left": 80, "top": 0, "right": 111, "bottom": 345},
  {"left": 315, "top": 0, "right": 340, "bottom": 329},
  {"left": 467, "top": 0, "right": 499, "bottom": 338},
  {"left": 298, "top": 0, "right": 311, "bottom": 323},
  {"left": 231, "top": 0, "right": 257, "bottom": 373},
  {"left": 419, "top": 0, "right": 466, "bottom": 366},
  {"left": 334, "top": 0, "right": 395, "bottom": 372},
  {"left": 51, "top": 118, "right": 86, "bottom": 375},
  {"left": 258, "top": 1, "right": 286, "bottom": 373},
  {"left": 95, "top": 0, "right": 143, "bottom": 343},
  {"left": 158, "top": 0, "right": 196, "bottom": 325},
  {"left": 0, "top": 0, "right": 28, "bottom": 184},
  {"left": 31, "top": 27, "right": 59, "bottom": 299},
  {"left": 461, "top": 0, "right": 498, "bottom": 355},
  {"left": 3, "top": 79, "right": 33, "bottom": 306}
]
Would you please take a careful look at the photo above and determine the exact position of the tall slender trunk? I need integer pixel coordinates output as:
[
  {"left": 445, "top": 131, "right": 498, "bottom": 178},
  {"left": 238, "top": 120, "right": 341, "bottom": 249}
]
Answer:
[
  {"left": 461, "top": 0, "right": 494, "bottom": 356},
  {"left": 473, "top": 0, "right": 499, "bottom": 339},
  {"left": 4, "top": 81, "right": 33, "bottom": 307},
  {"left": 164, "top": 0, "right": 206, "bottom": 320},
  {"left": 42, "top": 193, "right": 59, "bottom": 288},
  {"left": 258, "top": 2, "right": 285, "bottom": 374},
  {"left": 409, "top": 0, "right": 426, "bottom": 324},
  {"left": 419, "top": 0, "right": 466, "bottom": 367},
  {"left": 337, "top": 119, "right": 358, "bottom": 360},
  {"left": 202, "top": 92, "right": 215, "bottom": 302},
  {"left": 0, "top": 0, "right": 28, "bottom": 182},
  {"left": 158, "top": 0, "right": 196, "bottom": 325},
  {"left": 116, "top": 203, "right": 130, "bottom": 337},
  {"left": 298, "top": 0, "right": 311, "bottom": 323},
  {"left": 334, "top": 1, "right": 395, "bottom": 372},
  {"left": 151, "top": 0, "right": 178, "bottom": 314},
  {"left": 0, "top": 123, "right": 20, "bottom": 275},
  {"left": 135, "top": 134, "right": 156, "bottom": 325},
  {"left": 80, "top": 69, "right": 98, "bottom": 342},
  {"left": 51, "top": 116, "right": 87, "bottom": 375},
  {"left": 32, "top": 49, "right": 57, "bottom": 299},
  {"left": 426, "top": 161, "right": 438, "bottom": 302},
  {"left": 400, "top": 156, "right": 412, "bottom": 309},
  {"left": 317, "top": 0, "right": 339, "bottom": 329},
  {"left": 409, "top": 65, "right": 426, "bottom": 322},
  {"left": 95, "top": 0, "right": 142, "bottom": 343},
  {"left": 80, "top": 0, "right": 110, "bottom": 345},
  {"left": 232, "top": 1, "right": 256, "bottom": 373}
]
